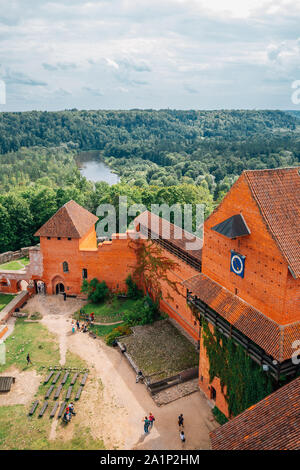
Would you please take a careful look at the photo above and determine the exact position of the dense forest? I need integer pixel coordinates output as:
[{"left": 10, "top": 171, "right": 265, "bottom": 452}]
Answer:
[{"left": 0, "top": 109, "right": 299, "bottom": 253}]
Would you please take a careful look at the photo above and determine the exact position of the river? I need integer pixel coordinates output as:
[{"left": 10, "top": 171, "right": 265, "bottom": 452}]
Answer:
[{"left": 76, "top": 151, "right": 120, "bottom": 185}]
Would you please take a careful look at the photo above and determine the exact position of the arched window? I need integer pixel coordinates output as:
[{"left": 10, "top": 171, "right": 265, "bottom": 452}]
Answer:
[{"left": 63, "top": 261, "right": 69, "bottom": 273}]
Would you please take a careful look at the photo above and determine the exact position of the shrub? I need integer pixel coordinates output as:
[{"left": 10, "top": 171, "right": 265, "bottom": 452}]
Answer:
[
  {"left": 122, "top": 296, "right": 160, "bottom": 326},
  {"left": 105, "top": 325, "right": 132, "bottom": 346},
  {"left": 125, "top": 275, "right": 142, "bottom": 299},
  {"left": 81, "top": 278, "right": 109, "bottom": 303}
]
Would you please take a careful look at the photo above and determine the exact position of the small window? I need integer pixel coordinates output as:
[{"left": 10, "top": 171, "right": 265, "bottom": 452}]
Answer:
[
  {"left": 47, "top": 237, "right": 51, "bottom": 240},
  {"left": 63, "top": 261, "right": 69, "bottom": 273},
  {"left": 57, "top": 237, "right": 61, "bottom": 240},
  {"left": 68, "top": 237, "right": 72, "bottom": 241},
  {"left": 82, "top": 268, "right": 88, "bottom": 279}
]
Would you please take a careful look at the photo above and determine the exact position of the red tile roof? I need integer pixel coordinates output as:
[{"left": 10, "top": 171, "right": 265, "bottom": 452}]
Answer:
[
  {"left": 135, "top": 210, "right": 202, "bottom": 263},
  {"left": 210, "top": 376, "right": 300, "bottom": 450},
  {"left": 184, "top": 273, "right": 300, "bottom": 362},
  {"left": 35, "top": 200, "right": 98, "bottom": 238},
  {"left": 244, "top": 167, "right": 300, "bottom": 279}
]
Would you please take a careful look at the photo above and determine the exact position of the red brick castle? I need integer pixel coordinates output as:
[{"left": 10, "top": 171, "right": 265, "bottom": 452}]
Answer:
[{"left": 0, "top": 166, "right": 299, "bottom": 418}]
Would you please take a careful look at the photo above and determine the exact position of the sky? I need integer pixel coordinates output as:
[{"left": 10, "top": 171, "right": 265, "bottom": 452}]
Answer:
[{"left": 0, "top": 0, "right": 300, "bottom": 111}]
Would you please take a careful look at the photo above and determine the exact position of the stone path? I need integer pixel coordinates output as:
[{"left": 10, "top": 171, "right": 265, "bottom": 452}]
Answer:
[{"left": 152, "top": 378, "right": 200, "bottom": 406}]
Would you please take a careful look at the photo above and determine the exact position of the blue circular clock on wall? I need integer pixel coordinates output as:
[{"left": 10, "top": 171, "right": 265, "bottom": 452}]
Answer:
[{"left": 230, "top": 251, "right": 245, "bottom": 278}]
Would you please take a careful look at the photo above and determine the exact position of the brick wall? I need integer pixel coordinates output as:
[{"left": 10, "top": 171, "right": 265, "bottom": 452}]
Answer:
[
  {"left": 202, "top": 174, "right": 299, "bottom": 325},
  {"left": 198, "top": 322, "right": 229, "bottom": 417},
  {"left": 39, "top": 229, "right": 138, "bottom": 296}
]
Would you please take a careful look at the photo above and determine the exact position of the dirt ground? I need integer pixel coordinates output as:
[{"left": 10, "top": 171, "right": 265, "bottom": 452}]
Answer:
[
  {"left": 0, "top": 366, "right": 40, "bottom": 406},
  {"left": 15, "top": 294, "right": 218, "bottom": 450}
]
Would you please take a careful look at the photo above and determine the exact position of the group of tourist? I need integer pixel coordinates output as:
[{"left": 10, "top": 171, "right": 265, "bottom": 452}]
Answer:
[
  {"left": 72, "top": 314, "right": 95, "bottom": 334},
  {"left": 178, "top": 413, "right": 185, "bottom": 443},
  {"left": 142, "top": 412, "right": 155, "bottom": 434},
  {"left": 63, "top": 402, "right": 76, "bottom": 422},
  {"left": 142, "top": 412, "right": 186, "bottom": 444}
]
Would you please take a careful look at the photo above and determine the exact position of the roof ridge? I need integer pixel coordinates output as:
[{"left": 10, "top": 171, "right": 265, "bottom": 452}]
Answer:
[
  {"left": 243, "top": 166, "right": 300, "bottom": 173},
  {"left": 64, "top": 202, "right": 81, "bottom": 238},
  {"left": 34, "top": 200, "right": 98, "bottom": 238},
  {"left": 138, "top": 210, "right": 203, "bottom": 241}
]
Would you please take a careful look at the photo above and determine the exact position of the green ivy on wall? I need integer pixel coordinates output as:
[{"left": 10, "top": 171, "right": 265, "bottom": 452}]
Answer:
[{"left": 202, "top": 319, "right": 275, "bottom": 417}]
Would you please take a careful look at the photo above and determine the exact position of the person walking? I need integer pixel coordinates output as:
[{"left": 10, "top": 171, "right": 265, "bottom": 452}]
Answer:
[
  {"left": 149, "top": 412, "right": 155, "bottom": 430},
  {"left": 180, "top": 430, "right": 186, "bottom": 443},
  {"left": 178, "top": 413, "right": 184, "bottom": 428},
  {"left": 72, "top": 322, "right": 75, "bottom": 334},
  {"left": 143, "top": 416, "right": 150, "bottom": 434},
  {"left": 26, "top": 353, "right": 32, "bottom": 365},
  {"left": 76, "top": 320, "right": 80, "bottom": 331}
]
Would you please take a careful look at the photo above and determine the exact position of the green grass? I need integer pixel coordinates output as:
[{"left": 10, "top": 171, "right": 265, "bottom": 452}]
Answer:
[
  {"left": 0, "top": 318, "right": 60, "bottom": 373},
  {"left": 90, "top": 323, "right": 125, "bottom": 337},
  {"left": 74, "top": 297, "right": 137, "bottom": 323},
  {"left": 0, "top": 257, "right": 30, "bottom": 271},
  {"left": 0, "top": 320, "right": 105, "bottom": 450},
  {"left": 0, "top": 293, "right": 15, "bottom": 311}
]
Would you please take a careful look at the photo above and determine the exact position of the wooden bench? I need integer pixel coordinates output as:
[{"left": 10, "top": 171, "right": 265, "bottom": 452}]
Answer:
[
  {"left": 50, "top": 402, "right": 59, "bottom": 418},
  {"left": 0, "top": 377, "right": 15, "bottom": 392},
  {"left": 58, "top": 402, "right": 66, "bottom": 419},
  {"left": 80, "top": 373, "right": 88, "bottom": 386},
  {"left": 70, "top": 373, "right": 78, "bottom": 385},
  {"left": 66, "top": 386, "right": 73, "bottom": 400},
  {"left": 75, "top": 386, "right": 83, "bottom": 401},
  {"left": 61, "top": 372, "right": 69, "bottom": 385},
  {"left": 52, "top": 372, "right": 61, "bottom": 384},
  {"left": 38, "top": 401, "right": 48, "bottom": 418},
  {"left": 54, "top": 384, "right": 63, "bottom": 400},
  {"left": 28, "top": 400, "right": 39, "bottom": 416},
  {"left": 45, "top": 385, "right": 54, "bottom": 399},
  {"left": 44, "top": 371, "right": 54, "bottom": 384}
]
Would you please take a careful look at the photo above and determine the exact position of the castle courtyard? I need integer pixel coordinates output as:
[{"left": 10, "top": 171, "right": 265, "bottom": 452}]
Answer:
[{"left": 0, "top": 294, "right": 217, "bottom": 450}]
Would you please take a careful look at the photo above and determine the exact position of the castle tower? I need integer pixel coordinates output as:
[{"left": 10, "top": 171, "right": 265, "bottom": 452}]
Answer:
[{"left": 34, "top": 200, "right": 98, "bottom": 295}]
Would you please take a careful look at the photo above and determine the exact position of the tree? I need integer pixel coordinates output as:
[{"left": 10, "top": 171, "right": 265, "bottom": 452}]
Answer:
[
  {"left": 0, "top": 203, "right": 11, "bottom": 252},
  {"left": 130, "top": 239, "right": 181, "bottom": 304}
]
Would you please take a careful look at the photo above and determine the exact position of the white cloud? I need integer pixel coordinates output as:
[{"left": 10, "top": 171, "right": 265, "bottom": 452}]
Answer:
[{"left": 0, "top": 0, "right": 299, "bottom": 109}]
